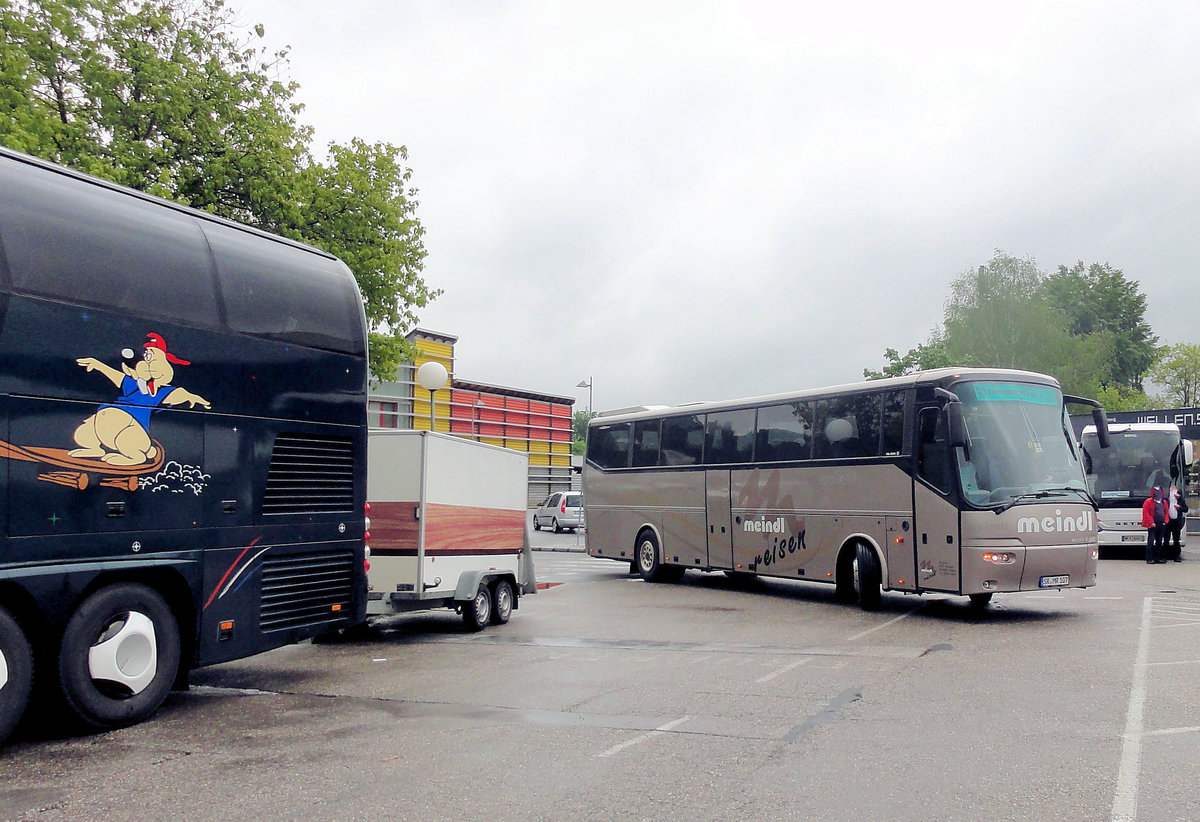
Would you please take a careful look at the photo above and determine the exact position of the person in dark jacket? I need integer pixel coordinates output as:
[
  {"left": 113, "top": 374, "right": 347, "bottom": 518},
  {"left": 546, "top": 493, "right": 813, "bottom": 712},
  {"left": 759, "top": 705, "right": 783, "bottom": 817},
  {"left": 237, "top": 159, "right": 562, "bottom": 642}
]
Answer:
[
  {"left": 1141, "top": 486, "right": 1168, "bottom": 564},
  {"left": 1165, "top": 484, "right": 1188, "bottom": 562}
]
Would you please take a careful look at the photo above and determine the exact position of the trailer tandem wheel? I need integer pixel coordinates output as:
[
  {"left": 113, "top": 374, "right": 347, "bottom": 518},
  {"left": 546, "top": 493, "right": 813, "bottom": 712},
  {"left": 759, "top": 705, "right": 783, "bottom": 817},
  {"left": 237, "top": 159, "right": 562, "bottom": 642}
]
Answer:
[
  {"left": 462, "top": 584, "right": 492, "bottom": 632},
  {"left": 491, "top": 579, "right": 514, "bottom": 625}
]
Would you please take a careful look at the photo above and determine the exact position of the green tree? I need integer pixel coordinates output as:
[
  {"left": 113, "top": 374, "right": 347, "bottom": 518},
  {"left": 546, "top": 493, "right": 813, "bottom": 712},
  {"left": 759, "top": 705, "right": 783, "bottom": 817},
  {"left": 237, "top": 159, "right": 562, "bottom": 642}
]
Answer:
[
  {"left": 864, "top": 338, "right": 950, "bottom": 380},
  {"left": 572, "top": 409, "right": 596, "bottom": 455},
  {"left": 940, "top": 253, "right": 1117, "bottom": 400},
  {"left": 940, "top": 251, "right": 1062, "bottom": 369},
  {"left": 868, "top": 251, "right": 1117, "bottom": 400},
  {"left": 0, "top": 0, "right": 432, "bottom": 380},
  {"left": 1040, "top": 262, "right": 1157, "bottom": 391},
  {"left": 1149, "top": 343, "right": 1200, "bottom": 407},
  {"left": 1094, "top": 384, "right": 1153, "bottom": 413}
]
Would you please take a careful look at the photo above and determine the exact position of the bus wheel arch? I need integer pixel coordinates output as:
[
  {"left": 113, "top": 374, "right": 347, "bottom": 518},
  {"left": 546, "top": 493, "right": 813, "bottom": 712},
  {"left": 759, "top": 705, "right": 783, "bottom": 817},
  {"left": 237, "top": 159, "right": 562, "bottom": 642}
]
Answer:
[
  {"left": 57, "top": 582, "right": 182, "bottom": 731},
  {"left": 69, "top": 569, "right": 195, "bottom": 690}
]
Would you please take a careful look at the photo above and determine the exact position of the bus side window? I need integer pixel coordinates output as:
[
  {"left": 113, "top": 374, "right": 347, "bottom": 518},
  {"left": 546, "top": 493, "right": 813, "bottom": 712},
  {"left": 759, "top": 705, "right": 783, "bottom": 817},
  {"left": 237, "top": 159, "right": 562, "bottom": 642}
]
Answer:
[
  {"left": 917, "top": 407, "right": 953, "bottom": 493},
  {"left": 632, "top": 419, "right": 662, "bottom": 467},
  {"left": 588, "top": 423, "right": 632, "bottom": 469},
  {"left": 881, "top": 391, "right": 905, "bottom": 456},
  {"left": 755, "top": 402, "right": 811, "bottom": 462},
  {"left": 661, "top": 415, "right": 703, "bottom": 466},
  {"left": 705, "top": 409, "right": 755, "bottom": 465}
]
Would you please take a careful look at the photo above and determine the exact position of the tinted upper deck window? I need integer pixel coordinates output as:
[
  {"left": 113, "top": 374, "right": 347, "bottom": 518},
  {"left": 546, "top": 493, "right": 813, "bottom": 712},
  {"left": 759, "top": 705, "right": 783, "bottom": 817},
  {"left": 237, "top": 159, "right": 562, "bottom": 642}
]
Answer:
[
  {"left": 0, "top": 159, "right": 220, "bottom": 325},
  {"left": 204, "top": 222, "right": 365, "bottom": 355}
]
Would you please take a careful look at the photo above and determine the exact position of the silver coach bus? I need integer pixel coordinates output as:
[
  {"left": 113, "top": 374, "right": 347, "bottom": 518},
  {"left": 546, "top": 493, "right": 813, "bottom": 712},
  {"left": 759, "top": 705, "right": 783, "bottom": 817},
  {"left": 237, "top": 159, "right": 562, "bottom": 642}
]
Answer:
[{"left": 583, "top": 368, "right": 1109, "bottom": 609}]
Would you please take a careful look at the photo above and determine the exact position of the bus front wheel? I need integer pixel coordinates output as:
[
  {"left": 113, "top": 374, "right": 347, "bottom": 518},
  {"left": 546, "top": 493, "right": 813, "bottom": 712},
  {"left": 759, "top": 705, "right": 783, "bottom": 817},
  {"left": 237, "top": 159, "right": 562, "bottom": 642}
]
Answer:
[
  {"left": 57, "top": 583, "right": 180, "bottom": 731},
  {"left": 0, "top": 606, "right": 34, "bottom": 746},
  {"left": 853, "top": 543, "right": 882, "bottom": 611}
]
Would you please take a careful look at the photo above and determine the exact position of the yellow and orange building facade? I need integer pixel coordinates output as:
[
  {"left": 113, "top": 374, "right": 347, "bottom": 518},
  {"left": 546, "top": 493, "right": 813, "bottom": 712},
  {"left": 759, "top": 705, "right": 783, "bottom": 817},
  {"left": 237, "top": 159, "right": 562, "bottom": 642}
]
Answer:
[{"left": 368, "top": 330, "right": 576, "bottom": 505}]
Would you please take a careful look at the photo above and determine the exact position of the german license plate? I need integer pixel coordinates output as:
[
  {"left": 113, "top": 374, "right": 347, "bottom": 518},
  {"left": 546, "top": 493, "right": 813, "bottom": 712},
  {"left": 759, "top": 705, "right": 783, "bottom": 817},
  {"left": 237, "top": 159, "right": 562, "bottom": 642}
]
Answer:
[
  {"left": 1121, "top": 534, "right": 1144, "bottom": 543},
  {"left": 1040, "top": 575, "right": 1069, "bottom": 588}
]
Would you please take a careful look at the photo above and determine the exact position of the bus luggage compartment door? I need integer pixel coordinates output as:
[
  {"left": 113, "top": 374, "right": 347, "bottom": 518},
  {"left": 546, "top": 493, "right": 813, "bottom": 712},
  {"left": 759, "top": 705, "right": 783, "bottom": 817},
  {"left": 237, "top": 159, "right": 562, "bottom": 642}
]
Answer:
[{"left": 705, "top": 469, "right": 733, "bottom": 569}]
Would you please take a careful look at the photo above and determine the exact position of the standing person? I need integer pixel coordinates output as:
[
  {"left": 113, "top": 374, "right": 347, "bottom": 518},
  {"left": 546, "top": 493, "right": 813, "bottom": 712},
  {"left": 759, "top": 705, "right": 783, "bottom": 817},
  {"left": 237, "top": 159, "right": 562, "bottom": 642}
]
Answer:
[
  {"left": 1142, "top": 486, "right": 1168, "bottom": 564},
  {"left": 1165, "top": 484, "right": 1188, "bottom": 562}
]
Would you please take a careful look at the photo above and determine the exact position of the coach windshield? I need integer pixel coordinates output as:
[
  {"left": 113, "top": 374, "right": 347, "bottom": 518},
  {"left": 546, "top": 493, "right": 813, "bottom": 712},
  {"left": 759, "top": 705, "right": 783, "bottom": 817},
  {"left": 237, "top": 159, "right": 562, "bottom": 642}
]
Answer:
[{"left": 952, "top": 381, "right": 1088, "bottom": 508}]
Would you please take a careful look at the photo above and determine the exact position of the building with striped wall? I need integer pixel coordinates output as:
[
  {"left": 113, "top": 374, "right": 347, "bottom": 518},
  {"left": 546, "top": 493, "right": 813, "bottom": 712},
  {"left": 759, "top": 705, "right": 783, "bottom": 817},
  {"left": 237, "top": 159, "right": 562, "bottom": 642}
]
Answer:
[{"left": 368, "top": 329, "right": 577, "bottom": 506}]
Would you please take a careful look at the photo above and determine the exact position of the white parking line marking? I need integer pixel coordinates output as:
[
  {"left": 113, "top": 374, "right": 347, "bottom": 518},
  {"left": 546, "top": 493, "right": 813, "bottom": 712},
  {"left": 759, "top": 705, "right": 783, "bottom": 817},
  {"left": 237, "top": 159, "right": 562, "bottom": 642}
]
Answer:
[
  {"left": 1141, "top": 726, "right": 1200, "bottom": 738},
  {"left": 597, "top": 715, "right": 691, "bottom": 758},
  {"left": 756, "top": 657, "right": 813, "bottom": 684},
  {"left": 845, "top": 606, "right": 923, "bottom": 642},
  {"left": 1112, "top": 596, "right": 1152, "bottom": 822}
]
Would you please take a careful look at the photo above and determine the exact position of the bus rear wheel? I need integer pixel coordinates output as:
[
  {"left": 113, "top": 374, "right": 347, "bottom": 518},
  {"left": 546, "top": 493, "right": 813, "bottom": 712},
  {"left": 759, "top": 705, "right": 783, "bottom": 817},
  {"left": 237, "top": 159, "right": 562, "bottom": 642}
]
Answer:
[
  {"left": 57, "top": 583, "right": 180, "bottom": 731},
  {"left": 968, "top": 592, "right": 994, "bottom": 608},
  {"left": 0, "top": 606, "right": 34, "bottom": 746},
  {"left": 853, "top": 543, "right": 882, "bottom": 611}
]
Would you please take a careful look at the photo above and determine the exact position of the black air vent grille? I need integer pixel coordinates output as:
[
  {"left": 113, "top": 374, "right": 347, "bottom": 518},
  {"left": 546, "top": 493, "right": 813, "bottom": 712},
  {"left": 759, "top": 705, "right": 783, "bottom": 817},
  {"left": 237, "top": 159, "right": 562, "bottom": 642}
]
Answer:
[
  {"left": 263, "top": 433, "right": 355, "bottom": 515},
  {"left": 260, "top": 548, "right": 355, "bottom": 631}
]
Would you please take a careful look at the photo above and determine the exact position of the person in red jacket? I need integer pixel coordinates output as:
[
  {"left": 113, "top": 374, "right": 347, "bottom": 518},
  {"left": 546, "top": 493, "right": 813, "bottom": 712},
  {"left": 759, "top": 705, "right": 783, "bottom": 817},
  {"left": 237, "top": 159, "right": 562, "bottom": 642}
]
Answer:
[{"left": 1141, "top": 486, "right": 1168, "bottom": 564}]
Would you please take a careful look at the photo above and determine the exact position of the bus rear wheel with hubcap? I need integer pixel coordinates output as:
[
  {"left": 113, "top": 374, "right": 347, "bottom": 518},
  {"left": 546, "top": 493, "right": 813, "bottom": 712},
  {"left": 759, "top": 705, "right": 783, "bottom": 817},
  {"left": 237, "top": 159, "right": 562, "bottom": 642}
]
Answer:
[
  {"left": 58, "top": 582, "right": 180, "bottom": 731},
  {"left": 462, "top": 584, "right": 492, "bottom": 631},
  {"left": 0, "top": 606, "right": 34, "bottom": 746},
  {"left": 490, "top": 579, "right": 514, "bottom": 625}
]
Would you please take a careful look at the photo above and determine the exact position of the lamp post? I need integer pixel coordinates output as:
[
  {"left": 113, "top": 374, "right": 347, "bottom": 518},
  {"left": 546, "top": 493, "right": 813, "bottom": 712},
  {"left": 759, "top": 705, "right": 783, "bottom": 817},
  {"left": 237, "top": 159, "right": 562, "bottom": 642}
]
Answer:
[
  {"left": 415, "top": 361, "right": 448, "bottom": 431},
  {"left": 576, "top": 378, "right": 593, "bottom": 414}
]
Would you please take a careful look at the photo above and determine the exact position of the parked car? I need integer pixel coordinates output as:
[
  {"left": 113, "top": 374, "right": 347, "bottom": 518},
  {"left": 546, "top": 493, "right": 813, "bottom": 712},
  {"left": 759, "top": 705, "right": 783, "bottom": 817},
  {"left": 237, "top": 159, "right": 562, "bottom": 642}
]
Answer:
[{"left": 533, "top": 491, "right": 585, "bottom": 533}]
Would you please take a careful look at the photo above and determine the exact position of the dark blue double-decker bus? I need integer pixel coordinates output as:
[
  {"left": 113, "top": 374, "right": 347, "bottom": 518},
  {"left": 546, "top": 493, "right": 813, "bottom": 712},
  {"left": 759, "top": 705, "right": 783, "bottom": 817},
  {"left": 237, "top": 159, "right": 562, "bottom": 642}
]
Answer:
[{"left": 0, "top": 147, "right": 368, "bottom": 743}]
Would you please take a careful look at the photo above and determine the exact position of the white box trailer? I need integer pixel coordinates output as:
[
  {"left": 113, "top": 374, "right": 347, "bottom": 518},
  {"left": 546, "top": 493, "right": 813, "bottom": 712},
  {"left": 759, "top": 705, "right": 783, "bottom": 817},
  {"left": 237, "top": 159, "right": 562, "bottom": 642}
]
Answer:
[{"left": 365, "top": 429, "right": 535, "bottom": 630}]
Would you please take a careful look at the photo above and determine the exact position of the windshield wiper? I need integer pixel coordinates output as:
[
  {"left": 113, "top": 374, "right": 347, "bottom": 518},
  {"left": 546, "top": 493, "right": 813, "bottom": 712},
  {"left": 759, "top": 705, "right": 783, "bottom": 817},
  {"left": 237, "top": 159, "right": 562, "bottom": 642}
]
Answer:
[{"left": 992, "top": 487, "right": 1087, "bottom": 514}]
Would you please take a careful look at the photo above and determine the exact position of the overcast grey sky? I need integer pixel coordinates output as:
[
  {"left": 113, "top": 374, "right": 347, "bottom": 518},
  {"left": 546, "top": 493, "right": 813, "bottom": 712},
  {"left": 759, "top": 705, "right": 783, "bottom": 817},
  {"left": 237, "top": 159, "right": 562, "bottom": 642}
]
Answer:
[{"left": 237, "top": 0, "right": 1199, "bottom": 412}]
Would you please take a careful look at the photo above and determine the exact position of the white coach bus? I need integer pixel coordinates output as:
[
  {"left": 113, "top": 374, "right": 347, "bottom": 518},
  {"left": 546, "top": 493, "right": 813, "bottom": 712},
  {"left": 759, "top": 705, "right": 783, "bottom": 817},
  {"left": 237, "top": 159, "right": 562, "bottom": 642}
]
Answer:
[
  {"left": 1079, "top": 422, "right": 1192, "bottom": 553},
  {"left": 583, "top": 368, "right": 1109, "bottom": 609}
]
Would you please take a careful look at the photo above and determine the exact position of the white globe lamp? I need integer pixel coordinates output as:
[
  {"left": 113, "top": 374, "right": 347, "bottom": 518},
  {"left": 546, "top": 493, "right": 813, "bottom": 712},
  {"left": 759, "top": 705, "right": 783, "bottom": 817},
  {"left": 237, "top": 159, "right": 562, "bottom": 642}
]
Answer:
[{"left": 415, "top": 361, "right": 448, "bottom": 430}]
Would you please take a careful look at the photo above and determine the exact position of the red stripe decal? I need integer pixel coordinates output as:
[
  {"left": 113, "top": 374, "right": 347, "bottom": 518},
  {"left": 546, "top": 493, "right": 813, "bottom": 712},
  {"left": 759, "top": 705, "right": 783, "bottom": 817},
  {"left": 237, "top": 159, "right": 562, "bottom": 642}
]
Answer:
[{"left": 203, "top": 536, "right": 262, "bottom": 610}]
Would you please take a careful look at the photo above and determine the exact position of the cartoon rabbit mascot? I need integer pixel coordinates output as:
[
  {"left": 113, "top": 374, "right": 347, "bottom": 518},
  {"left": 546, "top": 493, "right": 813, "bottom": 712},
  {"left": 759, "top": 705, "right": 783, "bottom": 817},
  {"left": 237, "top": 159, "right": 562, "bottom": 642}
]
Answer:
[{"left": 71, "top": 333, "right": 211, "bottom": 466}]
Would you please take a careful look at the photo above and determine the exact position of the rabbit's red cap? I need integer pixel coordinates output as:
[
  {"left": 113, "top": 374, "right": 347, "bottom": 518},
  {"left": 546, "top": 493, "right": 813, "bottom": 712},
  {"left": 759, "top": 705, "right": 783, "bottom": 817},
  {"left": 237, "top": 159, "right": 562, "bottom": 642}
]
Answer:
[{"left": 144, "top": 333, "right": 190, "bottom": 365}]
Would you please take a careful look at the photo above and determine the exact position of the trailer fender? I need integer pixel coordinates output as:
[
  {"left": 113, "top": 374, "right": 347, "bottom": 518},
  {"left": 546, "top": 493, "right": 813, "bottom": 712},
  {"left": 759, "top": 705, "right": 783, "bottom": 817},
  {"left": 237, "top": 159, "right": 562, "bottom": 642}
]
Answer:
[{"left": 453, "top": 571, "right": 519, "bottom": 604}]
